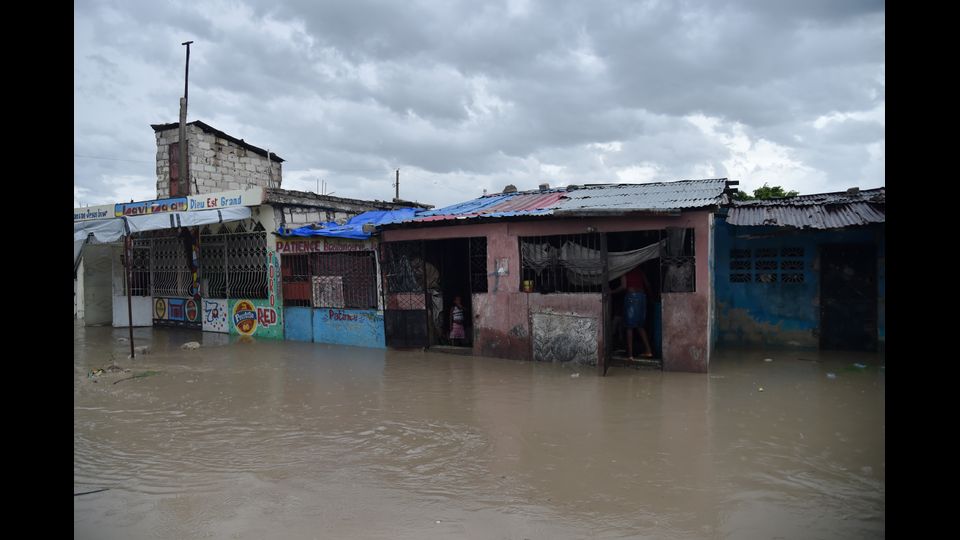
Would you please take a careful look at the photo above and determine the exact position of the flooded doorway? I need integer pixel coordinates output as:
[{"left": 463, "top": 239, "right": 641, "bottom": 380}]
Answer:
[
  {"left": 426, "top": 238, "right": 474, "bottom": 349},
  {"left": 820, "top": 244, "right": 878, "bottom": 351},
  {"left": 605, "top": 231, "right": 663, "bottom": 368}
]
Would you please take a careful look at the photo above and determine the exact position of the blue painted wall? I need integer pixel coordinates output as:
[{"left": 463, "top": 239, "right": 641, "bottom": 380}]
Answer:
[
  {"left": 313, "top": 308, "right": 386, "bottom": 349},
  {"left": 714, "top": 218, "right": 884, "bottom": 349},
  {"left": 284, "top": 307, "right": 314, "bottom": 342}
]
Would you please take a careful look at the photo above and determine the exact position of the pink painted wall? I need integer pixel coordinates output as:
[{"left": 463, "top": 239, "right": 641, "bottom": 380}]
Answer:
[{"left": 381, "top": 211, "right": 714, "bottom": 371}]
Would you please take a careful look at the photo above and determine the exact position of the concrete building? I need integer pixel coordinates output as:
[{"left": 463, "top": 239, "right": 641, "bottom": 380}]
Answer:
[
  {"left": 75, "top": 121, "right": 426, "bottom": 340},
  {"left": 713, "top": 187, "right": 886, "bottom": 352},
  {"left": 377, "top": 179, "right": 738, "bottom": 373}
]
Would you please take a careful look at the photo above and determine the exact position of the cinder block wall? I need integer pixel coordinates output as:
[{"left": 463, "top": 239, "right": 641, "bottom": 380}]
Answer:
[{"left": 155, "top": 125, "right": 282, "bottom": 198}]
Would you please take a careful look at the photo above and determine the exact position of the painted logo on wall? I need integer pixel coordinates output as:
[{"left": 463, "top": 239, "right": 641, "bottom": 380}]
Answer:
[
  {"left": 155, "top": 298, "right": 167, "bottom": 319},
  {"left": 233, "top": 300, "right": 258, "bottom": 335},
  {"left": 203, "top": 299, "right": 229, "bottom": 333},
  {"left": 185, "top": 299, "right": 199, "bottom": 322},
  {"left": 153, "top": 297, "right": 201, "bottom": 328},
  {"left": 168, "top": 298, "right": 186, "bottom": 321}
]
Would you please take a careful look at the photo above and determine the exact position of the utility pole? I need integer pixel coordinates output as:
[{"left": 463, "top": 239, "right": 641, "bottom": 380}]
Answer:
[
  {"left": 179, "top": 41, "right": 193, "bottom": 196},
  {"left": 395, "top": 168, "right": 400, "bottom": 200}
]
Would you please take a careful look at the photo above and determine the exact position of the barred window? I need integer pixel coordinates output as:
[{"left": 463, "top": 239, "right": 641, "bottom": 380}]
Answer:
[
  {"left": 661, "top": 227, "right": 695, "bottom": 292},
  {"left": 281, "top": 251, "right": 379, "bottom": 309},
  {"left": 312, "top": 252, "right": 378, "bottom": 309},
  {"left": 469, "top": 237, "right": 488, "bottom": 293},
  {"left": 281, "top": 254, "right": 311, "bottom": 307},
  {"left": 198, "top": 222, "right": 268, "bottom": 299},
  {"left": 727, "top": 245, "right": 805, "bottom": 285},
  {"left": 519, "top": 233, "right": 602, "bottom": 293},
  {"left": 129, "top": 237, "right": 151, "bottom": 296},
  {"left": 150, "top": 232, "right": 193, "bottom": 297}
]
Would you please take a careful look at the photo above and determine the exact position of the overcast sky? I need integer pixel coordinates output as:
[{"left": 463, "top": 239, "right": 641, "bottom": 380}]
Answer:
[{"left": 74, "top": 0, "right": 884, "bottom": 208}]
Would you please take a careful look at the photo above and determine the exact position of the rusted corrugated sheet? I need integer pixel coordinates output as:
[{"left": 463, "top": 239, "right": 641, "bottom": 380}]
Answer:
[
  {"left": 404, "top": 179, "right": 730, "bottom": 224},
  {"left": 727, "top": 202, "right": 885, "bottom": 229}
]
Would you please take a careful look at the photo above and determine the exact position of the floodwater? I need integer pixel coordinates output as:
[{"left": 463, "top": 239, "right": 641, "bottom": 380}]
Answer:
[{"left": 75, "top": 322, "right": 884, "bottom": 539}]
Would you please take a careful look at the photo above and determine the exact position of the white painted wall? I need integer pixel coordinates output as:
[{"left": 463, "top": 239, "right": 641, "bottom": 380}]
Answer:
[
  {"left": 81, "top": 244, "right": 113, "bottom": 325},
  {"left": 110, "top": 245, "right": 152, "bottom": 327}
]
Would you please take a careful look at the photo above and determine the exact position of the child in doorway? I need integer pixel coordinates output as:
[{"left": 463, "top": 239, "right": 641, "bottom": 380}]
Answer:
[{"left": 449, "top": 296, "right": 466, "bottom": 346}]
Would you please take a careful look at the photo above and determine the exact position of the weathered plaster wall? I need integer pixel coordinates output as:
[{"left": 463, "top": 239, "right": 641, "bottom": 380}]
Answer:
[
  {"left": 383, "top": 211, "right": 712, "bottom": 370},
  {"left": 82, "top": 244, "right": 114, "bottom": 326},
  {"left": 713, "top": 219, "right": 884, "bottom": 350}
]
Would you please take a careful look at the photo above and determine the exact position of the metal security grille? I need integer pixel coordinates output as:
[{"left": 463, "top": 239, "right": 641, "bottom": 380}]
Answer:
[
  {"left": 519, "top": 233, "right": 602, "bottom": 293},
  {"left": 151, "top": 233, "right": 193, "bottom": 297},
  {"left": 381, "top": 240, "right": 426, "bottom": 310},
  {"left": 382, "top": 241, "right": 425, "bottom": 294},
  {"left": 280, "top": 254, "right": 311, "bottom": 307},
  {"left": 199, "top": 231, "right": 227, "bottom": 298},
  {"left": 469, "top": 237, "right": 488, "bottom": 293},
  {"left": 661, "top": 227, "right": 695, "bottom": 292},
  {"left": 198, "top": 223, "right": 268, "bottom": 299},
  {"left": 130, "top": 237, "right": 152, "bottom": 296},
  {"left": 312, "top": 252, "right": 378, "bottom": 309}
]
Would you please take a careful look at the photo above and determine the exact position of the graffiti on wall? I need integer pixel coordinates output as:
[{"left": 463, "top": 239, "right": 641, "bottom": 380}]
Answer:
[
  {"left": 313, "top": 308, "right": 385, "bottom": 348},
  {"left": 531, "top": 312, "right": 598, "bottom": 364},
  {"left": 153, "top": 297, "right": 201, "bottom": 328},
  {"left": 228, "top": 298, "right": 283, "bottom": 339},
  {"left": 203, "top": 299, "right": 229, "bottom": 333}
]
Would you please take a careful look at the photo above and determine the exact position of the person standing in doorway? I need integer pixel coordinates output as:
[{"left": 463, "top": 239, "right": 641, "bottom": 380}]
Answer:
[
  {"left": 613, "top": 265, "right": 654, "bottom": 360},
  {"left": 449, "top": 296, "right": 466, "bottom": 346}
]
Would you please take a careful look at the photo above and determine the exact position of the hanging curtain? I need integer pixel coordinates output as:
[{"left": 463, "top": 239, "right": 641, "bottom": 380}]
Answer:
[{"left": 561, "top": 239, "right": 665, "bottom": 286}]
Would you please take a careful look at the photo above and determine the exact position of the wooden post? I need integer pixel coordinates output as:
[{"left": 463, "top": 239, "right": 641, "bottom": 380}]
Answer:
[{"left": 599, "top": 231, "right": 610, "bottom": 376}]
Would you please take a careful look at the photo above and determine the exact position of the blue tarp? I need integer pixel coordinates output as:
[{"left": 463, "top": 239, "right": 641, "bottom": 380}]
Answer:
[{"left": 276, "top": 207, "right": 419, "bottom": 239}]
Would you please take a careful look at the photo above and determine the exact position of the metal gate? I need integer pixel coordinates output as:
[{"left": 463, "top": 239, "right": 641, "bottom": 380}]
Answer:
[{"left": 380, "top": 240, "right": 429, "bottom": 348}]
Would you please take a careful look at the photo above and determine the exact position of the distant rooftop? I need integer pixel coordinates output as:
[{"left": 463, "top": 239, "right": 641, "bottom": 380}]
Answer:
[
  {"left": 726, "top": 187, "right": 885, "bottom": 229},
  {"left": 392, "top": 178, "right": 736, "bottom": 226}
]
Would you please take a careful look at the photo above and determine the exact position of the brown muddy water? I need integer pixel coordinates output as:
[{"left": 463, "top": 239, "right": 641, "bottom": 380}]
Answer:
[{"left": 74, "top": 322, "right": 884, "bottom": 539}]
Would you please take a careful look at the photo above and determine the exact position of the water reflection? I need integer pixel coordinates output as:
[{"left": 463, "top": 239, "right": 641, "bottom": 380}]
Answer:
[{"left": 75, "top": 324, "right": 884, "bottom": 539}]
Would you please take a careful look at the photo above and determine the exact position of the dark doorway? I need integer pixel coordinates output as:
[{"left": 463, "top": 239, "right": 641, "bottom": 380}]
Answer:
[
  {"left": 425, "top": 238, "right": 474, "bottom": 348},
  {"left": 820, "top": 244, "right": 877, "bottom": 351},
  {"left": 381, "top": 240, "right": 430, "bottom": 348},
  {"left": 604, "top": 231, "right": 663, "bottom": 368}
]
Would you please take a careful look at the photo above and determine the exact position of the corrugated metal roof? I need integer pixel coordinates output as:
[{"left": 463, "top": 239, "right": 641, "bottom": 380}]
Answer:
[
  {"left": 726, "top": 188, "right": 885, "bottom": 229},
  {"left": 732, "top": 187, "right": 884, "bottom": 207},
  {"left": 404, "top": 179, "right": 730, "bottom": 224},
  {"left": 556, "top": 179, "right": 731, "bottom": 213}
]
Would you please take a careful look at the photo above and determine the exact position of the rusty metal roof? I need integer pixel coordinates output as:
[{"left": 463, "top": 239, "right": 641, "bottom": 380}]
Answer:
[
  {"left": 406, "top": 179, "right": 731, "bottom": 224},
  {"left": 726, "top": 187, "right": 885, "bottom": 229}
]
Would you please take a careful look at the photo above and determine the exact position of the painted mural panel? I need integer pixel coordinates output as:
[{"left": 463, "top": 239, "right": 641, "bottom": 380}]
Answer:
[
  {"left": 202, "top": 299, "right": 229, "bottom": 333},
  {"left": 313, "top": 308, "right": 385, "bottom": 349},
  {"left": 228, "top": 299, "right": 283, "bottom": 339},
  {"left": 284, "top": 307, "right": 313, "bottom": 342},
  {"left": 532, "top": 312, "right": 598, "bottom": 364},
  {"left": 153, "top": 297, "right": 201, "bottom": 328}
]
